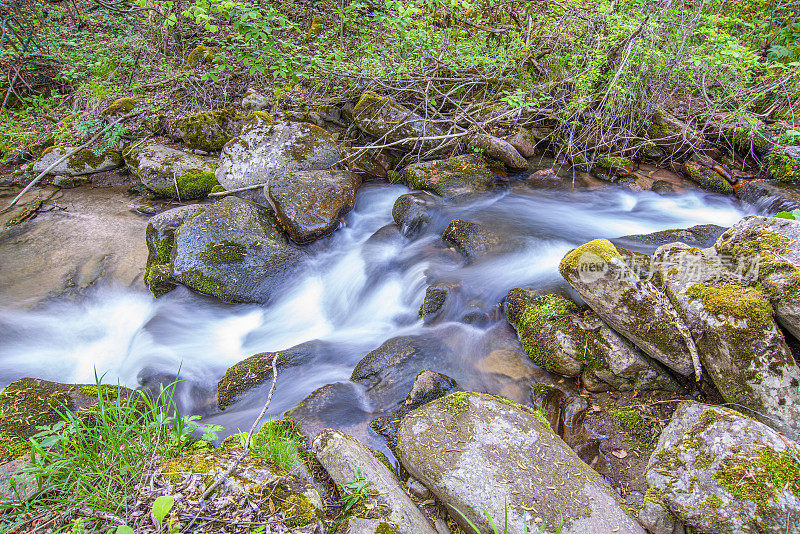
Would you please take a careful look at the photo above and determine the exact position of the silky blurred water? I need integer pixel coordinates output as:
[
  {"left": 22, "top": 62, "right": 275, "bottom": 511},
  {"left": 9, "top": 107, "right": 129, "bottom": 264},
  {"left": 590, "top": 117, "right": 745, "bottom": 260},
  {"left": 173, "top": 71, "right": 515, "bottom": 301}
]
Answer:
[{"left": 0, "top": 180, "right": 754, "bottom": 438}]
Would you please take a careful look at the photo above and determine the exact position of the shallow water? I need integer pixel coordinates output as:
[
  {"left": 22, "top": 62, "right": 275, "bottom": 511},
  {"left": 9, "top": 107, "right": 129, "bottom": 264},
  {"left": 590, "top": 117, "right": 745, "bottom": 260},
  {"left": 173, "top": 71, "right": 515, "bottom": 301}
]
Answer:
[{"left": 0, "top": 179, "right": 755, "bottom": 446}]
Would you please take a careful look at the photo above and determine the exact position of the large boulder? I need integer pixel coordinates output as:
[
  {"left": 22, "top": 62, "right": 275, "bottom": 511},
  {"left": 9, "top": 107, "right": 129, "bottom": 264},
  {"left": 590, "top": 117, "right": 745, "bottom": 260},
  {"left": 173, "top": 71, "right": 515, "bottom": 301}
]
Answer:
[
  {"left": 144, "top": 204, "right": 205, "bottom": 297},
  {"left": 654, "top": 242, "right": 800, "bottom": 438},
  {"left": 646, "top": 402, "right": 800, "bottom": 534},
  {"left": 215, "top": 116, "right": 343, "bottom": 200},
  {"left": 313, "top": 429, "right": 437, "bottom": 534},
  {"left": 352, "top": 91, "right": 444, "bottom": 149},
  {"left": 715, "top": 216, "right": 800, "bottom": 341},
  {"left": 559, "top": 239, "right": 699, "bottom": 378},
  {"left": 125, "top": 143, "right": 218, "bottom": 199},
  {"left": 33, "top": 146, "right": 122, "bottom": 176},
  {"left": 168, "top": 109, "right": 245, "bottom": 152},
  {"left": 171, "top": 196, "right": 306, "bottom": 303},
  {"left": 266, "top": 169, "right": 361, "bottom": 243},
  {"left": 504, "top": 289, "right": 680, "bottom": 391},
  {"left": 398, "top": 154, "right": 497, "bottom": 198},
  {"left": 396, "top": 392, "right": 647, "bottom": 534}
]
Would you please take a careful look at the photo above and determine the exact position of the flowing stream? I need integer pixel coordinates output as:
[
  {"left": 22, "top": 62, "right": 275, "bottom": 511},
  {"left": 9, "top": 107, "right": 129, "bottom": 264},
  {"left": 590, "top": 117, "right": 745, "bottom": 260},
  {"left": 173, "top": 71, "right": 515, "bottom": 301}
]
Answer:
[{"left": 0, "top": 177, "right": 755, "bottom": 448}]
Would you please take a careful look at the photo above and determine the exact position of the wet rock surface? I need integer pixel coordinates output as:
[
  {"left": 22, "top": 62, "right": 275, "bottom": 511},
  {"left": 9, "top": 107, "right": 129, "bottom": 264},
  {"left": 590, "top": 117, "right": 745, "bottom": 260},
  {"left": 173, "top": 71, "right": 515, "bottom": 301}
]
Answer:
[
  {"left": 266, "top": 169, "right": 361, "bottom": 243},
  {"left": 171, "top": 196, "right": 306, "bottom": 303}
]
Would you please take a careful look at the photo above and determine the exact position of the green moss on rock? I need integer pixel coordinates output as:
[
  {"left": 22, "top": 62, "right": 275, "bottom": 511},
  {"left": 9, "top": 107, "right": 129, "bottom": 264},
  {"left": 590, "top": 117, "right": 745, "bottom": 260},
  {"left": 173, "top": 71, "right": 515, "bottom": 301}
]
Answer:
[
  {"left": 559, "top": 239, "right": 621, "bottom": 276},
  {"left": 685, "top": 283, "right": 774, "bottom": 333},
  {"left": 100, "top": 97, "right": 136, "bottom": 117},
  {"left": 185, "top": 45, "right": 220, "bottom": 68}
]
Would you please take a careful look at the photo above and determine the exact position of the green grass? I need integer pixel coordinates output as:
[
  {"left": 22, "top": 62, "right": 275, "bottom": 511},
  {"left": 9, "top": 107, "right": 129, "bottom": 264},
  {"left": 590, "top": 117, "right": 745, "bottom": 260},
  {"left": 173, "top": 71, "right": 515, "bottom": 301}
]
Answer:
[
  {"left": 0, "top": 374, "right": 216, "bottom": 530},
  {"left": 250, "top": 420, "right": 302, "bottom": 472}
]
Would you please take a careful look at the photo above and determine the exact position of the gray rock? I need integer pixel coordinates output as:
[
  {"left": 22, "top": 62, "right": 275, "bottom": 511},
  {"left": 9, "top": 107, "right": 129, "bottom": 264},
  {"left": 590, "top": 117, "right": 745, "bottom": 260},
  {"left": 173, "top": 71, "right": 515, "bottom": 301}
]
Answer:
[
  {"left": 399, "top": 155, "right": 497, "bottom": 199},
  {"left": 215, "top": 117, "right": 343, "bottom": 202},
  {"left": 0, "top": 459, "right": 35, "bottom": 503},
  {"left": 396, "top": 392, "right": 647, "bottom": 534},
  {"left": 404, "top": 369, "right": 459, "bottom": 409},
  {"left": 406, "top": 478, "right": 431, "bottom": 500},
  {"left": 125, "top": 143, "right": 218, "bottom": 199},
  {"left": 646, "top": 402, "right": 800, "bottom": 534},
  {"left": 559, "top": 239, "right": 698, "bottom": 378},
  {"left": 392, "top": 191, "right": 440, "bottom": 237},
  {"left": 312, "top": 429, "right": 438, "bottom": 534},
  {"left": 241, "top": 88, "right": 271, "bottom": 111},
  {"left": 468, "top": 133, "right": 528, "bottom": 170},
  {"left": 612, "top": 224, "right": 727, "bottom": 255},
  {"left": 33, "top": 146, "right": 122, "bottom": 176},
  {"left": 171, "top": 196, "right": 306, "bottom": 303},
  {"left": 636, "top": 497, "right": 685, "bottom": 534},
  {"left": 266, "top": 169, "right": 361, "bottom": 243},
  {"left": 418, "top": 283, "right": 451, "bottom": 323},
  {"left": 504, "top": 289, "right": 680, "bottom": 390},
  {"left": 736, "top": 179, "right": 800, "bottom": 214},
  {"left": 352, "top": 91, "right": 444, "bottom": 150},
  {"left": 715, "top": 216, "right": 800, "bottom": 341},
  {"left": 442, "top": 219, "right": 523, "bottom": 262},
  {"left": 654, "top": 242, "right": 800, "bottom": 438},
  {"left": 505, "top": 127, "right": 540, "bottom": 158},
  {"left": 52, "top": 175, "right": 90, "bottom": 188},
  {"left": 682, "top": 162, "right": 733, "bottom": 195},
  {"left": 144, "top": 204, "right": 205, "bottom": 296}
]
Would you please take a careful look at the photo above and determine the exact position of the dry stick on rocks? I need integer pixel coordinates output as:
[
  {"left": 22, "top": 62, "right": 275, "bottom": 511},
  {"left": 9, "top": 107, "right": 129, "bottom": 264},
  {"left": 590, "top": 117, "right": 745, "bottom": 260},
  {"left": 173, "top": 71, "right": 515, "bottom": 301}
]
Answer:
[
  {"left": 200, "top": 354, "right": 279, "bottom": 501},
  {"left": 5, "top": 110, "right": 143, "bottom": 210}
]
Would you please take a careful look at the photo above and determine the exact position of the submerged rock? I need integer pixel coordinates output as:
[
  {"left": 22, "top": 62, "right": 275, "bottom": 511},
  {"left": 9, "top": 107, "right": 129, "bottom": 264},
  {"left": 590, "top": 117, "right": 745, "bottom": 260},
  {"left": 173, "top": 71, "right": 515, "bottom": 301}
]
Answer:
[
  {"left": 655, "top": 242, "right": 800, "bottom": 438},
  {"left": 33, "top": 146, "right": 122, "bottom": 176},
  {"left": 392, "top": 191, "right": 441, "bottom": 238},
  {"left": 612, "top": 224, "right": 727, "bottom": 255},
  {"left": 399, "top": 154, "right": 496, "bottom": 199},
  {"left": 396, "top": 392, "right": 647, "bottom": 534},
  {"left": 266, "top": 169, "right": 361, "bottom": 243},
  {"left": 168, "top": 109, "right": 245, "bottom": 152},
  {"left": 646, "top": 402, "right": 800, "bottom": 534},
  {"left": 125, "top": 143, "right": 218, "bottom": 199},
  {"left": 171, "top": 196, "right": 306, "bottom": 303},
  {"left": 215, "top": 116, "right": 343, "bottom": 201},
  {"left": 559, "top": 239, "right": 699, "bottom": 378},
  {"left": 352, "top": 91, "right": 444, "bottom": 149},
  {"left": 217, "top": 340, "right": 340, "bottom": 409},
  {"left": 285, "top": 382, "right": 371, "bottom": 440},
  {"left": 144, "top": 204, "right": 205, "bottom": 297},
  {"left": 313, "top": 429, "right": 437, "bottom": 534},
  {"left": 442, "top": 219, "right": 523, "bottom": 261},
  {"left": 736, "top": 179, "right": 800, "bottom": 213}
]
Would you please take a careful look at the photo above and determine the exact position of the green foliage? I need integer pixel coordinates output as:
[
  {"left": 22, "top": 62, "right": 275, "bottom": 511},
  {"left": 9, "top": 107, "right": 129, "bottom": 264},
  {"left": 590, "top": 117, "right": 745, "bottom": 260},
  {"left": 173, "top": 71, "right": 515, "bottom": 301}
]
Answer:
[
  {"left": 338, "top": 468, "right": 371, "bottom": 514},
  {"left": 0, "top": 374, "right": 221, "bottom": 521},
  {"left": 776, "top": 209, "right": 800, "bottom": 220}
]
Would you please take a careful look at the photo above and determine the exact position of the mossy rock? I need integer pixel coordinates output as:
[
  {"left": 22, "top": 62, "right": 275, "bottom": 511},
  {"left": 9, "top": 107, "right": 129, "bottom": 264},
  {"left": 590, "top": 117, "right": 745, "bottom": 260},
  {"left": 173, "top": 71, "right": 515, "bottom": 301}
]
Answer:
[
  {"left": 33, "top": 146, "right": 123, "bottom": 176},
  {"left": 185, "top": 45, "right": 220, "bottom": 68},
  {"left": 125, "top": 143, "right": 218, "bottom": 199},
  {"left": 682, "top": 161, "right": 733, "bottom": 194},
  {"left": 399, "top": 154, "right": 496, "bottom": 198},
  {"left": 766, "top": 145, "right": 800, "bottom": 183},
  {"left": 100, "top": 97, "right": 136, "bottom": 117},
  {"left": 144, "top": 204, "right": 205, "bottom": 297},
  {"left": 0, "top": 378, "right": 133, "bottom": 463},
  {"left": 169, "top": 109, "right": 246, "bottom": 152},
  {"left": 352, "top": 91, "right": 445, "bottom": 150},
  {"left": 646, "top": 402, "right": 800, "bottom": 533}
]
